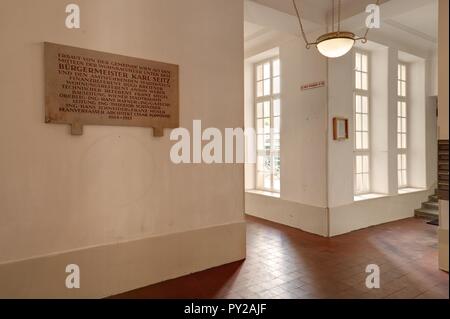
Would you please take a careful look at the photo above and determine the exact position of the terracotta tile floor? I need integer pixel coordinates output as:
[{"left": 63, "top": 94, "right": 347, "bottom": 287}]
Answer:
[{"left": 113, "top": 216, "right": 449, "bottom": 299}]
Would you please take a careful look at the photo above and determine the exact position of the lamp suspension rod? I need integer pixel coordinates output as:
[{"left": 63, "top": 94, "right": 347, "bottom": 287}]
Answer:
[{"left": 292, "top": 0, "right": 315, "bottom": 48}]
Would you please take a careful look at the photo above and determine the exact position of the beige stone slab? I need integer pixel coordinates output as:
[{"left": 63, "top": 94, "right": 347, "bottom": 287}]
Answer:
[{"left": 44, "top": 42, "right": 179, "bottom": 137}]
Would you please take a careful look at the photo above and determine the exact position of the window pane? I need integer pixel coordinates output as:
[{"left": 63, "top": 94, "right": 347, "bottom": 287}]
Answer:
[
  {"left": 264, "top": 118, "right": 271, "bottom": 134},
  {"left": 356, "top": 95, "right": 362, "bottom": 113},
  {"left": 362, "top": 73, "right": 368, "bottom": 90},
  {"left": 263, "top": 156, "right": 272, "bottom": 172},
  {"left": 264, "top": 174, "right": 271, "bottom": 189},
  {"left": 273, "top": 59, "right": 280, "bottom": 77},
  {"left": 257, "top": 155, "right": 264, "bottom": 170},
  {"left": 401, "top": 65, "right": 406, "bottom": 80},
  {"left": 257, "top": 119, "right": 263, "bottom": 134},
  {"left": 257, "top": 103, "right": 263, "bottom": 118},
  {"left": 273, "top": 174, "right": 280, "bottom": 192},
  {"left": 274, "top": 117, "right": 280, "bottom": 133},
  {"left": 356, "top": 133, "right": 362, "bottom": 149},
  {"left": 264, "top": 79, "right": 271, "bottom": 96},
  {"left": 397, "top": 118, "right": 402, "bottom": 133},
  {"left": 397, "top": 134, "right": 402, "bottom": 149},
  {"left": 356, "top": 72, "right": 361, "bottom": 90},
  {"left": 362, "top": 114, "right": 368, "bottom": 131},
  {"left": 264, "top": 134, "right": 271, "bottom": 150},
  {"left": 401, "top": 82, "right": 406, "bottom": 96},
  {"left": 273, "top": 99, "right": 280, "bottom": 116},
  {"left": 263, "top": 101, "right": 270, "bottom": 117},
  {"left": 362, "top": 54, "right": 368, "bottom": 72},
  {"left": 363, "top": 156, "right": 369, "bottom": 172},
  {"left": 273, "top": 134, "right": 280, "bottom": 150},
  {"left": 257, "top": 81, "right": 263, "bottom": 97},
  {"left": 273, "top": 76, "right": 280, "bottom": 94},
  {"left": 356, "top": 114, "right": 362, "bottom": 131},
  {"left": 402, "top": 103, "right": 407, "bottom": 117},
  {"left": 362, "top": 97, "right": 368, "bottom": 113},
  {"left": 263, "top": 63, "right": 270, "bottom": 79},
  {"left": 257, "top": 65, "right": 263, "bottom": 81},
  {"left": 363, "top": 173, "right": 370, "bottom": 191},
  {"left": 356, "top": 53, "right": 361, "bottom": 71},
  {"left": 356, "top": 156, "right": 362, "bottom": 173},
  {"left": 362, "top": 132, "right": 369, "bottom": 149},
  {"left": 257, "top": 135, "right": 264, "bottom": 150}
]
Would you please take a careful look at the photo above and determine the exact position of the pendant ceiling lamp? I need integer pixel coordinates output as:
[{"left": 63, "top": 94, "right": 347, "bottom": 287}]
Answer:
[{"left": 292, "top": 0, "right": 380, "bottom": 58}]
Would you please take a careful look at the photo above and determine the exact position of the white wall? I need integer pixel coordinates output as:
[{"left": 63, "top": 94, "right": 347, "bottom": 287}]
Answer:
[{"left": 0, "top": 0, "right": 246, "bottom": 296}]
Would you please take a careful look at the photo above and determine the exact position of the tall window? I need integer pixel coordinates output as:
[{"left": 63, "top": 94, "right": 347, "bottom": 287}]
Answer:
[
  {"left": 255, "top": 57, "right": 281, "bottom": 192},
  {"left": 354, "top": 51, "right": 371, "bottom": 195},
  {"left": 397, "top": 63, "right": 408, "bottom": 188}
]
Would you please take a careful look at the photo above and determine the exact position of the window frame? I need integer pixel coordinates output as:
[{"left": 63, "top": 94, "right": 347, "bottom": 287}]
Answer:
[
  {"left": 353, "top": 50, "right": 372, "bottom": 195},
  {"left": 397, "top": 62, "right": 408, "bottom": 189},
  {"left": 254, "top": 57, "right": 281, "bottom": 193}
]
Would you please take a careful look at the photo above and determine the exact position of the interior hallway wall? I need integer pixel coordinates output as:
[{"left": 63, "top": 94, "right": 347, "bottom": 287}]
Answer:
[{"left": 0, "top": 0, "right": 246, "bottom": 297}]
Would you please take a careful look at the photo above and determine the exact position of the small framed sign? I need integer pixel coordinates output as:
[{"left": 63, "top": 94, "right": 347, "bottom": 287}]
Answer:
[{"left": 333, "top": 117, "right": 349, "bottom": 141}]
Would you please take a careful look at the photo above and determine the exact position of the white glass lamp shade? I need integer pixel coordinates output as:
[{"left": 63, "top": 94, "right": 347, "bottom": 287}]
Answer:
[{"left": 316, "top": 32, "right": 355, "bottom": 58}]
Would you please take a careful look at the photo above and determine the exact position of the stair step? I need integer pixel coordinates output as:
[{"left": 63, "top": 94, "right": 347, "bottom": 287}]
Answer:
[
  {"left": 428, "top": 194, "right": 439, "bottom": 202},
  {"left": 422, "top": 201, "right": 439, "bottom": 210},
  {"left": 415, "top": 208, "right": 439, "bottom": 219}
]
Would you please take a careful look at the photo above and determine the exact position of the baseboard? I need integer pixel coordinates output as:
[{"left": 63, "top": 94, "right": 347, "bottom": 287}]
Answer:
[
  {"left": 245, "top": 192, "right": 328, "bottom": 237},
  {"left": 329, "top": 189, "right": 432, "bottom": 236},
  {"left": 0, "top": 221, "right": 246, "bottom": 298}
]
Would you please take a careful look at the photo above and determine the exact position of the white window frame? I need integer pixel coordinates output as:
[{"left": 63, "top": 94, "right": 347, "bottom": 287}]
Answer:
[
  {"left": 397, "top": 63, "right": 408, "bottom": 188},
  {"left": 354, "top": 50, "right": 371, "bottom": 195},
  {"left": 254, "top": 57, "right": 281, "bottom": 193}
]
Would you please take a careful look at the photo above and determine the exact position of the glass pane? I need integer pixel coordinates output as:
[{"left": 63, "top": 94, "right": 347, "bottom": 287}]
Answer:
[
  {"left": 363, "top": 174, "right": 370, "bottom": 191},
  {"left": 264, "top": 134, "right": 271, "bottom": 150},
  {"left": 402, "top": 103, "right": 407, "bottom": 117},
  {"left": 398, "top": 65, "right": 401, "bottom": 79},
  {"left": 397, "top": 134, "right": 402, "bottom": 149},
  {"left": 263, "top": 156, "right": 272, "bottom": 172},
  {"left": 362, "top": 132, "right": 369, "bottom": 149},
  {"left": 398, "top": 81, "right": 401, "bottom": 96},
  {"left": 397, "top": 102, "right": 402, "bottom": 117},
  {"left": 362, "top": 96, "right": 368, "bottom": 113},
  {"left": 362, "top": 114, "right": 368, "bottom": 131},
  {"left": 357, "top": 175, "right": 363, "bottom": 192},
  {"left": 356, "top": 133, "right": 362, "bottom": 149},
  {"left": 273, "top": 134, "right": 280, "bottom": 150},
  {"left": 264, "top": 174, "right": 271, "bottom": 189},
  {"left": 363, "top": 156, "right": 369, "bottom": 172},
  {"left": 401, "top": 82, "right": 406, "bottom": 96},
  {"left": 273, "top": 77, "right": 280, "bottom": 94},
  {"left": 356, "top": 156, "right": 362, "bottom": 173},
  {"left": 397, "top": 118, "right": 402, "bottom": 133},
  {"left": 257, "top": 65, "right": 263, "bottom": 81},
  {"left": 273, "top": 155, "right": 281, "bottom": 173},
  {"left": 256, "top": 103, "right": 263, "bottom": 118},
  {"left": 274, "top": 117, "right": 280, "bottom": 133},
  {"left": 257, "top": 119, "right": 263, "bottom": 134},
  {"left": 263, "top": 63, "right": 270, "bottom": 79},
  {"left": 355, "top": 53, "right": 361, "bottom": 71},
  {"left": 356, "top": 95, "right": 362, "bottom": 113},
  {"left": 257, "top": 135, "right": 264, "bottom": 150},
  {"left": 257, "top": 81, "right": 263, "bottom": 97},
  {"left": 356, "top": 72, "right": 361, "bottom": 90},
  {"left": 273, "top": 174, "right": 280, "bottom": 192},
  {"left": 264, "top": 118, "right": 271, "bottom": 134},
  {"left": 273, "top": 59, "right": 280, "bottom": 77},
  {"left": 401, "top": 65, "right": 406, "bottom": 80},
  {"left": 257, "top": 155, "right": 264, "bottom": 170},
  {"left": 402, "top": 135, "right": 407, "bottom": 149},
  {"left": 273, "top": 99, "right": 281, "bottom": 116},
  {"left": 264, "top": 101, "right": 270, "bottom": 118},
  {"left": 402, "top": 118, "right": 407, "bottom": 133},
  {"left": 362, "top": 54, "right": 368, "bottom": 72},
  {"left": 362, "top": 73, "right": 368, "bottom": 90},
  {"left": 356, "top": 114, "right": 362, "bottom": 131},
  {"left": 264, "top": 79, "right": 271, "bottom": 96}
]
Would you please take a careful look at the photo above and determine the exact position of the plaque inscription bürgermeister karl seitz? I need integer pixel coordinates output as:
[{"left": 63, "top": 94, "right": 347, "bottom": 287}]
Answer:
[{"left": 44, "top": 42, "right": 179, "bottom": 137}]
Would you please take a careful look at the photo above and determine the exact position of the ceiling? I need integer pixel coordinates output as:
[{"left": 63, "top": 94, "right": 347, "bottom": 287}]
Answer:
[{"left": 245, "top": 0, "right": 438, "bottom": 53}]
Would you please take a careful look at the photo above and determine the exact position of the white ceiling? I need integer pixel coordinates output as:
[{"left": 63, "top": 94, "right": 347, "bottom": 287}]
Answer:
[{"left": 245, "top": 0, "right": 438, "bottom": 53}]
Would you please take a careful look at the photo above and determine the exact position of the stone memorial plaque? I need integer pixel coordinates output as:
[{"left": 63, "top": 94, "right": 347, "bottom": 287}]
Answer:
[{"left": 44, "top": 42, "right": 179, "bottom": 136}]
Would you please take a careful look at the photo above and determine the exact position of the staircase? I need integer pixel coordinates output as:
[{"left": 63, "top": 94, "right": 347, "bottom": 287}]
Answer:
[{"left": 415, "top": 190, "right": 440, "bottom": 221}]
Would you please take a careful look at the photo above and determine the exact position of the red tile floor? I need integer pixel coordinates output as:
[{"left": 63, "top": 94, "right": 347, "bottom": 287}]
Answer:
[{"left": 113, "top": 216, "right": 449, "bottom": 299}]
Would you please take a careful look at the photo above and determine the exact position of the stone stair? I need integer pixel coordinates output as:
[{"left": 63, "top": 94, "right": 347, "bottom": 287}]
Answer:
[{"left": 414, "top": 191, "right": 439, "bottom": 221}]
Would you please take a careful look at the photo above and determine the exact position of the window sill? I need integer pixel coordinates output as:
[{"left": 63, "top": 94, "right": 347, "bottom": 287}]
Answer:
[
  {"left": 246, "top": 189, "right": 280, "bottom": 199},
  {"left": 354, "top": 193, "right": 388, "bottom": 202},
  {"left": 398, "top": 187, "right": 427, "bottom": 195}
]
